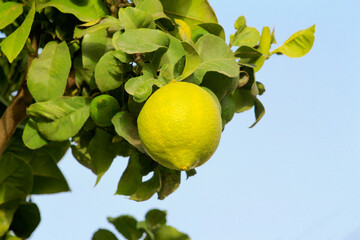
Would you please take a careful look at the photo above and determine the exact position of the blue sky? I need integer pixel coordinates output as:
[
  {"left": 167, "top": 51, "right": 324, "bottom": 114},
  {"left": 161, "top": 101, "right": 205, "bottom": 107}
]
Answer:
[{"left": 31, "top": 0, "right": 360, "bottom": 239}]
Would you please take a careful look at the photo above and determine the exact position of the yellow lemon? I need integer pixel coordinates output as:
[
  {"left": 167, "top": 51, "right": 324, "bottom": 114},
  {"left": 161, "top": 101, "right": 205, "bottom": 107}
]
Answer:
[{"left": 137, "top": 82, "right": 222, "bottom": 170}]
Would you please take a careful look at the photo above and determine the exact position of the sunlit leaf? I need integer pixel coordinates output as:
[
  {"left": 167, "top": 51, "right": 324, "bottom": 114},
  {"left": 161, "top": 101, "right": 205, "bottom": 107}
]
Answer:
[
  {"left": 22, "top": 119, "right": 48, "bottom": 150},
  {"left": 271, "top": 25, "right": 315, "bottom": 58},
  {"left": 36, "top": 0, "right": 108, "bottom": 22},
  {"left": 27, "top": 41, "right": 71, "bottom": 102},
  {"left": 0, "top": 1, "right": 35, "bottom": 63},
  {"left": 118, "top": 7, "right": 155, "bottom": 30},
  {"left": 27, "top": 97, "right": 91, "bottom": 141},
  {"left": 0, "top": 2, "right": 23, "bottom": 30}
]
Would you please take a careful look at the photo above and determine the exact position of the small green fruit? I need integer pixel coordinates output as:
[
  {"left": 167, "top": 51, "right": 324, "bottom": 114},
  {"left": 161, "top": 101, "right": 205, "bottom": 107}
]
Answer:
[{"left": 90, "top": 94, "right": 120, "bottom": 127}]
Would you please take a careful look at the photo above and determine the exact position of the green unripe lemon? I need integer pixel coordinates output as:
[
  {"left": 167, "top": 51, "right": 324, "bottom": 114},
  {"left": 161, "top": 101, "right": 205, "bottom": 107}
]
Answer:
[
  {"left": 137, "top": 82, "right": 222, "bottom": 171},
  {"left": 90, "top": 94, "right": 120, "bottom": 127}
]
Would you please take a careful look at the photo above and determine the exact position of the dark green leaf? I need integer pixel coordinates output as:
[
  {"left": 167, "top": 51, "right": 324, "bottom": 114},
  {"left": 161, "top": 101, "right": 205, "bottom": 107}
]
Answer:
[
  {"left": 250, "top": 98, "right": 265, "bottom": 128},
  {"left": 130, "top": 169, "right": 161, "bottom": 201},
  {"left": 0, "top": 156, "right": 32, "bottom": 204},
  {"left": 234, "top": 46, "right": 263, "bottom": 59},
  {"left": 108, "top": 215, "right": 144, "bottom": 240},
  {"left": 112, "top": 111, "right": 145, "bottom": 153},
  {"left": 233, "top": 88, "right": 254, "bottom": 113},
  {"left": 185, "top": 169, "right": 196, "bottom": 179},
  {"left": 197, "top": 23, "right": 225, "bottom": 40},
  {"left": 0, "top": 200, "right": 21, "bottom": 236},
  {"left": 116, "top": 151, "right": 143, "bottom": 196},
  {"left": 113, "top": 29, "right": 170, "bottom": 54},
  {"left": 36, "top": 0, "right": 109, "bottom": 22},
  {"left": 82, "top": 28, "right": 114, "bottom": 70},
  {"left": 27, "top": 41, "right": 71, "bottom": 102},
  {"left": 73, "top": 55, "right": 96, "bottom": 89},
  {"left": 27, "top": 97, "right": 91, "bottom": 141},
  {"left": 138, "top": 153, "right": 158, "bottom": 176},
  {"left": 154, "top": 225, "right": 190, "bottom": 240},
  {"left": 95, "top": 51, "right": 126, "bottom": 92},
  {"left": 0, "top": 1, "right": 35, "bottom": 63},
  {"left": 220, "top": 94, "right": 236, "bottom": 128},
  {"left": 200, "top": 72, "right": 238, "bottom": 101},
  {"left": 157, "top": 166, "right": 180, "bottom": 200},
  {"left": 118, "top": 7, "right": 155, "bottom": 30},
  {"left": 271, "top": 25, "right": 315, "bottom": 58},
  {"left": 0, "top": 2, "right": 23, "bottom": 30},
  {"left": 145, "top": 209, "right": 167, "bottom": 229},
  {"left": 256, "top": 82, "right": 265, "bottom": 95},
  {"left": 22, "top": 119, "right": 48, "bottom": 150},
  {"left": 92, "top": 229, "right": 118, "bottom": 240},
  {"left": 9, "top": 202, "right": 41, "bottom": 238},
  {"left": 88, "top": 128, "right": 117, "bottom": 183}
]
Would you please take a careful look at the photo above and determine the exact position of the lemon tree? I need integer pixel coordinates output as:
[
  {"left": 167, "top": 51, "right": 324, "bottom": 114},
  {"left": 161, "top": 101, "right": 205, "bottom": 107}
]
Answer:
[{"left": 0, "top": 0, "right": 315, "bottom": 239}]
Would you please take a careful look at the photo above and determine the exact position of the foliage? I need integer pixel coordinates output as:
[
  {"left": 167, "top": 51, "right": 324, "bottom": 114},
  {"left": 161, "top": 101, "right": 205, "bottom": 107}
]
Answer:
[
  {"left": 92, "top": 209, "right": 190, "bottom": 240},
  {"left": 0, "top": 0, "right": 315, "bottom": 238}
]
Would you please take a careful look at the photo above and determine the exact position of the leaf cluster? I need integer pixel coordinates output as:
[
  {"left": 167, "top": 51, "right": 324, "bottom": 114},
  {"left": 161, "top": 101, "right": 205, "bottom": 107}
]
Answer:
[
  {"left": 92, "top": 209, "right": 190, "bottom": 240},
  {"left": 0, "top": 0, "right": 315, "bottom": 238}
]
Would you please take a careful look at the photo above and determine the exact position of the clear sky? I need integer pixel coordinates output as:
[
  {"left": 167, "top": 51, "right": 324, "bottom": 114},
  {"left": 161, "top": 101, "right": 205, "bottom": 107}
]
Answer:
[{"left": 31, "top": 0, "right": 360, "bottom": 239}]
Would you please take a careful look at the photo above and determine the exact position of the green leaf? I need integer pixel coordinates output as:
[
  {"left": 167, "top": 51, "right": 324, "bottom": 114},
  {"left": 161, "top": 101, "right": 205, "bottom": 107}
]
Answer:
[
  {"left": 27, "top": 41, "right": 71, "bottom": 102},
  {"left": 36, "top": 0, "right": 109, "bottom": 22},
  {"left": 234, "top": 46, "right": 263, "bottom": 59},
  {"left": 231, "top": 27, "right": 260, "bottom": 47},
  {"left": 0, "top": 157, "right": 32, "bottom": 205},
  {"left": 108, "top": 215, "right": 144, "bottom": 240},
  {"left": 250, "top": 98, "right": 265, "bottom": 128},
  {"left": 256, "top": 81, "right": 265, "bottom": 95},
  {"left": 157, "top": 166, "right": 180, "bottom": 200},
  {"left": 73, "top": 55, "right": 96, "bottom": 89},
  {"left": 197, "top": 23, "right": 225, "bottom": 40},
  {"left": 0, "top": 2, "right": 23, "bottom": 30},
  {"left": 234, "top": 16, "right": 246, "bottom": 31},
  {"left": 82, "top": 28, "right": 114, "bottom": 70},
  {"left": 233, "top": 88, "right": 254, "bottom": 113},
  {"left": 113, "top": 29, "right": 170, "bottom": 54},
  {"left": 22, "top": 119, "right": 48, "bottom": 150},
  {"left": 95, "top": 51, "right": 126, "bottom": 92},
  {"left": 112, "top": 111, "right": 145, "bottom": 153},
  {"left": 220, "top": 94, "right": 236, "bottom": 128},
  {"left": 9, "top": 202, "right": 41, "bottom": 239},
  {"left": 88, "top": 128, "right": 117, "bottom": 183},
  {"left": 159, "top": 0, "right": 218, "bottom": 26},
  {"left": 27, "top": 97, "right": 91, "bottom": 141},
  {"left": 135, "top": 0, "right": 171, "bottom": 23},
  {"left": 178, "top": 41, "right": 200, "bottom": 81},
  {"left": 145, "top": 209, "right": 167, "bottom": 229},
  {"left": 125, "top": 65, "right": 161, "bottom": 103},
  {"left": 92, "top": 229, "right": 118, "bottom": 240},
  {"left": 74, "top": 16, "right": 122, "bottom": 39},
  {"left": 185, "top": 169, "right": 196, "bottom": 179},
  {"left": 116, "top": 151, "right": 143, "bottom": 196},
  {"left": 154, "top": 225, "right": 190, "bottom": 240},
  {"left": 200, "top": 72, "right": 238, "bottom": 101},
  {"left": 0, "top": 200, "right": 21, "bottom": 236},
  {"left": 130, "top": 169, "right": 161, "bottom": 201},
  {"left": 258, "top": 26, "right": 271, "bottom": 55},
  {"left": 118, "top": 7, "right": 155, "bottom": 30},
  {"left": 0, "top": 1, "right": 35, "bottom": 63},
  {"left": 159, "top": 36, "right": 186, "bottom": 80},
  {"left": 190, "top": 34, "right": 239, "bottom": 84},
  {"left": 271, "top": 25, "right": 315, "bottom": 58}
]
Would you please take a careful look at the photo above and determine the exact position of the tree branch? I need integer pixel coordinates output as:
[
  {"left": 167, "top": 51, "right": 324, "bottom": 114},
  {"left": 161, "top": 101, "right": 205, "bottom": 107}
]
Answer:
[{"left": 0, "top": 36, "right": 38, "bottom": 156}]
